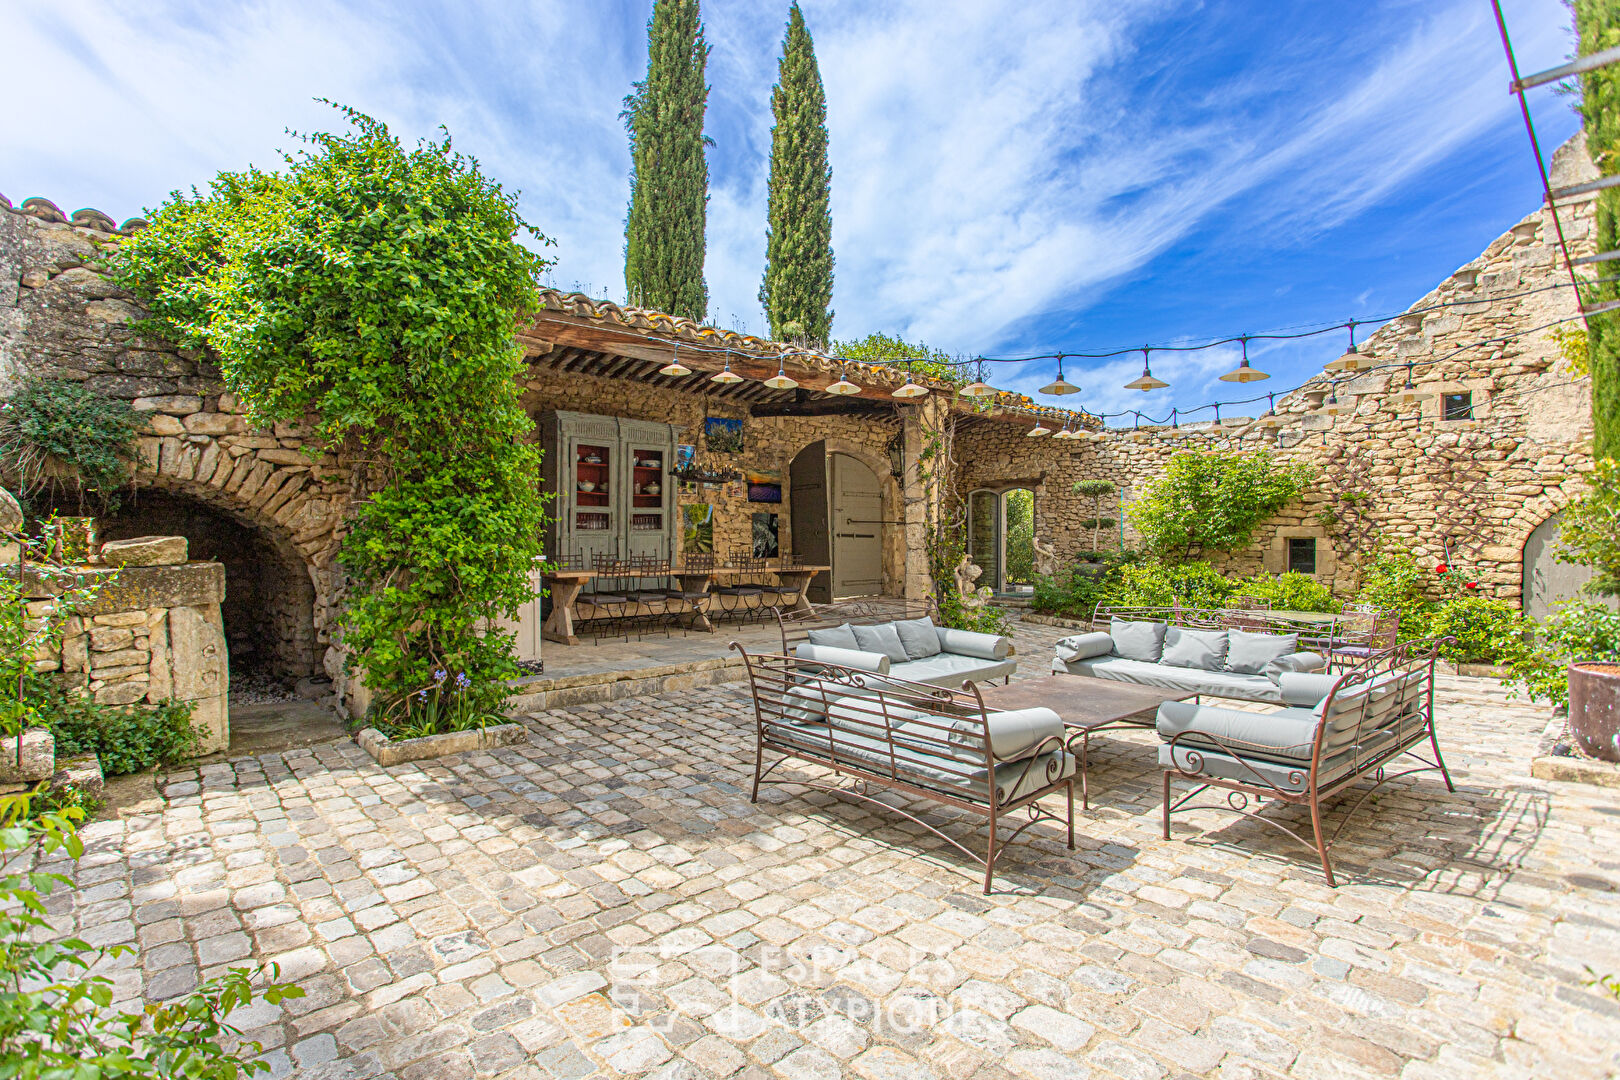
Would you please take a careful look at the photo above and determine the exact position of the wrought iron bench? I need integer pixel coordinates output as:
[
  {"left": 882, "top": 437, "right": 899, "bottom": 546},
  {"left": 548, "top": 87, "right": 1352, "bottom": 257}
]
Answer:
[
  {"left": 1158, "top": 636, "right": 1453, "bottom": 886},
  {"left": 732, "top": 645, "right": 1075, "bottom": 893}
]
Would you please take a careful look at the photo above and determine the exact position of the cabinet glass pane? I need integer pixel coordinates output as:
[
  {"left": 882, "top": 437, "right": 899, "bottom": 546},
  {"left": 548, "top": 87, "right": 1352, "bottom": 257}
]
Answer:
[
  {"left": 630, "top": 447, "right": 664, "bottom": 530},
  {"left": 574, "top": 443, "right": 611, "bottom": 529}
]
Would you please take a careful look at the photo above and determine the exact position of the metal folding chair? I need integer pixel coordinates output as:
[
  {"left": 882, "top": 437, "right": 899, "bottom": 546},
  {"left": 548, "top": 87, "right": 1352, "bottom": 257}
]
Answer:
[{"left": 587, "top": 552, "right": 634, "bottom": 643}]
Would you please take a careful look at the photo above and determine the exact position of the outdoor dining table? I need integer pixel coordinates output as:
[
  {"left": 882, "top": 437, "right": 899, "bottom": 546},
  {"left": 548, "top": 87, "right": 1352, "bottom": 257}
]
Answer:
[{"left": 540, "top": 562, "right": 829, "bottom": 645}]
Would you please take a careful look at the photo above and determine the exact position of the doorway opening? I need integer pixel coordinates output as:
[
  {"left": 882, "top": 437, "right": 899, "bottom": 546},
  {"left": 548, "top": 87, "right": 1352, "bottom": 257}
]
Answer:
[
  {"left": 789, "top": 442, "right": 830, "bottom": 603},
  {"left": 967, "top": 487, "right": 1037, "bottom": 595},
  {"left": 95, "top": 490, "right": 318, "bottom": 689},
  {"left": 788, "top": 445, "right": 884, "bottom": 602}
]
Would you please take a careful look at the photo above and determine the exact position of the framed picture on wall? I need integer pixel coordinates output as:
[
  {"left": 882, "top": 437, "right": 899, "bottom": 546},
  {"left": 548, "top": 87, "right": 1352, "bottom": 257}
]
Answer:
[
  {"left": 746, "top": 469, "right": 782, "bottom": 503},
  {"left": 682, "top": 504, "right": 714, "bottom": 554},
  {"left": 752, "top": 512, "right": 779, "bottom": 558},
  {"left": 704, "top": 417, "right": 744, "bottom": 454},
  {"left": 675, "top": 444, "right": 696, "bottom": 471}
]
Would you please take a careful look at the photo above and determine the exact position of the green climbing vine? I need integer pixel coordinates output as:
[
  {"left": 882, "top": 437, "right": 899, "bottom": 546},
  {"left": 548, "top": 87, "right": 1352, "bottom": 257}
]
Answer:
[
  {"left": 114, "top": 104, "right": 553, "bottom": 728},
  {"left": 0, "top": 376, "right": 141, "bottom": 514}
]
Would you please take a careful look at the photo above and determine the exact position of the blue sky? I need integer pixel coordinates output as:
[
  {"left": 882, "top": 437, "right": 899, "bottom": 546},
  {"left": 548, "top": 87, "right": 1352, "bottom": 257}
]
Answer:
[{"left": 1, "top": 0, "right": 1581, "bottom": 422}]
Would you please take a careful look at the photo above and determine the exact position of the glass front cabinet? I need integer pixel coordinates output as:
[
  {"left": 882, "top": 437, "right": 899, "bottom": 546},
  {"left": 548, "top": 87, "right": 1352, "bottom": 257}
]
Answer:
[{"left": 539, "top": 411, "right": 677, "bottom": 566}]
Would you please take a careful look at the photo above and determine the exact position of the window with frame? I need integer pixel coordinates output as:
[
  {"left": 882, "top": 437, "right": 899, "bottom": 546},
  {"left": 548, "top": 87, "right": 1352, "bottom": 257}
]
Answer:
[
  {"left": 1287, "top": 537, "right": 1317, "bottom": 575},
  {"left": 1441, "top": 391, "right": 1473, "bottom": 421}
]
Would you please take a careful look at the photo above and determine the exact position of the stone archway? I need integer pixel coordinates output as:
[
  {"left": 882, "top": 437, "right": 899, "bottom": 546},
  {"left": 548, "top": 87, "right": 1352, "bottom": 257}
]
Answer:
[{"left": 95, "top": 489, "right": 318, "bottom": 682}]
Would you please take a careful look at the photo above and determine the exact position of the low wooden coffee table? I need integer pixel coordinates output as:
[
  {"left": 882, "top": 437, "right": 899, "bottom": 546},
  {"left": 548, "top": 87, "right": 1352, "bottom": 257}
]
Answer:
[{"left": 978, "top": 674, "right": 1193, "bottom": 809}]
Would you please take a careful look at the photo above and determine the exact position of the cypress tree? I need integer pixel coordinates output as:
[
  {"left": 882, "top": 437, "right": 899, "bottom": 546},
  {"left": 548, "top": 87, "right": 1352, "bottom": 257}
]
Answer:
[
  {"left": 760, "top": 2, "right": 834, "bottom": 343},
  {"left": 623, "top": 0, "right": 711, "bottom": 320},
  {"left": 1576, "top": 0, "right": 1620, "bottom": 456}
]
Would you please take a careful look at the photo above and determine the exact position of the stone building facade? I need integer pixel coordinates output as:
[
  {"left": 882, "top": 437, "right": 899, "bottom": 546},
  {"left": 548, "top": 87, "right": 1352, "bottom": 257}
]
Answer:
[{"left": 955, "top": 136, "right": 1600, "bottom": 605}]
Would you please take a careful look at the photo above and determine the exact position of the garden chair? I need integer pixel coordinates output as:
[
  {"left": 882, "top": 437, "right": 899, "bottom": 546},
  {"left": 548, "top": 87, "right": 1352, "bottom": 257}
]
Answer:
[
  {"left": 586, "top": 552, "right": 634, "bottom": 643},
  {"left": 1327, "top": 606, "right": 1398, "bottom": 670},
  {"left": 712, "top": 551, "right": 767, "bottom": 623}
]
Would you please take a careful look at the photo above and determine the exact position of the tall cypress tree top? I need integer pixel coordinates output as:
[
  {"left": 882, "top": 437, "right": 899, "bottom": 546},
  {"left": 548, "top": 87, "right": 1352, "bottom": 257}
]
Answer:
[
  {"left": 623, "top": 0, "right": 711, "bottom": 321},
  {"left": 760, "top": 1, "right": 834, "bottom": 344}
]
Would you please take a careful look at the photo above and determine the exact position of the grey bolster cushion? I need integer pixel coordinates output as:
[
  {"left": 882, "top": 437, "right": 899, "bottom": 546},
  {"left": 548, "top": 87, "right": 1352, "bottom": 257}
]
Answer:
[
  {"left": 793, "top": 643, "right": 891, "bottom": 674},
  {"left": 947, "top": 706, "right": 1064, "bottom": 761},
  {"left": 936, "top": 628, "right": 1013, "bottom": 660},
  {"left": 1055, "top": 632, "right": 1114, "bottom": 663},
  {"left": 1275, "top": 671, "right": 1343, "bottom": 708},
  {"left": 1265, "top": 651, "right": 1328, "bottom": 679}
]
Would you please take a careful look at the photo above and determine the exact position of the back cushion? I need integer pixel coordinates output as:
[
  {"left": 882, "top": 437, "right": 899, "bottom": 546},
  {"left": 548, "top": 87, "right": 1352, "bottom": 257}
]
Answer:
[
  {"left": 1226, "top": 631, "right": 1299, "bottom": 675},
  {"left": 807, "top": 623, "right": 859, "bottom": 650},
  {"left": 893, "top": 617, "right": 943, "bottom": 661},
  {"left": 1110, "top": 619, "right": 1168, "bottom": 663},
  {"left": 1161, "top": 627, "right": 1229, "bottom": 671},
  {"left": 852, "top": 623, "right": 911, "bottom": 664}
]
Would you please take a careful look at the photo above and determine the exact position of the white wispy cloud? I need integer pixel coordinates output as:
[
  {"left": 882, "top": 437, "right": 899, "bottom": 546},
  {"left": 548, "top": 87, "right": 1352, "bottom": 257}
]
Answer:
[{"left": 0, "top": 0, "right": 1579, "bottom": 390}]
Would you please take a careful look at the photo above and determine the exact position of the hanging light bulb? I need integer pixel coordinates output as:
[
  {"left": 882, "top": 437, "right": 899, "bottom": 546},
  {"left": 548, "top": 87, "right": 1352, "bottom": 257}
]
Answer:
[
  {"left": 891, "top": 370, "right": 929, "bottom": 398},
  {"left": 658, "top": 345, "right": 692, "bottom": 377},
  {"left": 960, "top": 360, "right": 997, "bottom": 398},
  {"left": 1396, "top": 364, "right": 1423, "bottom": 404},
  {"left": 1052, "top": 417, "right": 1075, "bottom": 440},
  {"left": 1319, "top": 385, "right": 1345, "bottom": 415},
  {"left": 762, "top": 360, "right": 799, "bottom": 390},
  {"left": 1039, "top": 355, "right": 1080, "bottom": 396},
  {"left": 1124, "top": 348, "right": 1168, "bottom": 391},
  {"left": 1323, "top": 320, "right": 1366, "bottom": 373},
  {"left": 824, "top": 363, "right": 861, "bottom": 395},
  {"left": 709, "top": 357, "right": 744, "bottom": 385},
  {"left": 1219, "top": 336, "right": 1269, "bottom": 383},
  {"left": 1025, "top": 417, "right": 1052, "bottom": 437}
]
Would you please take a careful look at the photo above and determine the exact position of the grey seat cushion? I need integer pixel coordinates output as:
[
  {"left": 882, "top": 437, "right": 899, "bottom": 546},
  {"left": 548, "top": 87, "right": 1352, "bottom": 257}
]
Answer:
[
  {"left": 1055, "top": 655, "right": 1286, "bottom": 704},
  {"left": 1162, "top": 627, "right": 1229, "bottom": 671},
  {"left": 1111, "top": 619, "right": 1168, "bottom": 662},
  {"left": 891, "top": 652, "right": 1017, "bottom": 689},
  {"left": 770, "top": 720, "right": 1075, "bottom": 805},
  {"left": 852, "top": 623, "right": 910, "bottom": 664},
  {"left": 807, "top": 623, "right": 860, "bottom": 650},
  {"left": 1155, "top": 700, "right": 1320, "bottom": 761},
  {"left": 894, "top": 617, "right": 943, "bottom": 661},
  {"left": 1227, "top": 631, "right": 1300, "bottom": 674},
  {"left": 1275, "top": 671, "right": 1341, "bottom": 707}
]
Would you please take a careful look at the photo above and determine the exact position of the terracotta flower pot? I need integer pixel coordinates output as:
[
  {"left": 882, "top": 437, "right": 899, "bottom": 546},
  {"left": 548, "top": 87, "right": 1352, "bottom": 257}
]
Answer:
[{"left": 1567, "top": 662, "right": 1620, "bottom": 763}]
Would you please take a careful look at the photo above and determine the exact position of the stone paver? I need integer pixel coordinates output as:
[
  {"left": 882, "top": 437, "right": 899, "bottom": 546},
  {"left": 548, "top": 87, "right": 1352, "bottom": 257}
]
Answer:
[{"left": 64, "top": 620, "right": 1620, "bottom": 1078}]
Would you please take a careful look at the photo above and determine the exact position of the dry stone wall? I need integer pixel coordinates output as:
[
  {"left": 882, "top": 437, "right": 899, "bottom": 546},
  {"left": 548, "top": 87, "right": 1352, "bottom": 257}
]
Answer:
[
  {"left": 956, "top": 136, "right": 1601, "bottom": 603},
  {"left": 23, "top": 554, "right": 230, "bottom": 753}
]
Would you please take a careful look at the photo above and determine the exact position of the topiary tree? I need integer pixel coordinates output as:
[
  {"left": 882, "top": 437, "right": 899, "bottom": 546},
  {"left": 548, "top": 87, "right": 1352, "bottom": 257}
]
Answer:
[
  {"left": 1127, "top": 450, "right": 1313, "bottom": 563},
  {"left": 1072, "top": 478, "right": 1117, "bottom": 552},
  {"left": 115, "top": 104, "right": 552, "bottom": 730}
]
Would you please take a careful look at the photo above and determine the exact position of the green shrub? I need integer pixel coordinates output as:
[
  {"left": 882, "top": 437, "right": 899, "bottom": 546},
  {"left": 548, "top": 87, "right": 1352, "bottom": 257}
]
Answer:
[
  {"left": 1426, "top": 595, "right": 1535, "bottom": 665},
  {"left": 1127, "top": 450, "right": 1313, "bottom": 562},
  {"left": 1107, "top": 560, "right": 1235, "bottom": 610},
  {"left": 1234, "top": 572, "right": 1337, "bottom": 613},
  {"left": 938, "top": 590, "right": 1011, "bottom": 636},
  {"left": 1353, "top": 550, "right": 1437, "bottom": 640},
  {"left": 0, "top": 792, "right": 303, "bottom": 1074},
  {"left": 1556, "top": 457, "right": 1620, "bottom": 596},
  {"left": 31, "top": 680, "right": 203, "bottom": 776},
  {"left": 1508, "top": 600, "right": 1620, "bottom": 707},
  {"left": 115, "top": 105, "right": 552, "bottom": 731},
  {"left": 0, "top": 377, "right": 141, "bottom": 514}
]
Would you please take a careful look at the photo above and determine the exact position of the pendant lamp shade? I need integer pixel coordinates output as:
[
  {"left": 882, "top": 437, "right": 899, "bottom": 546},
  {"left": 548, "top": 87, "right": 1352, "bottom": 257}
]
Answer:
[
  {"left": 959, "top": 360, "right": 997, "bottom": 397},
  {"left": 892, "top": 373, "right": 929, "bottom": 398},
  {"left": 709, "top": 359, "right": 743, "bottom": 385},
  {"left": 658, "top": 347, "right": 692, "bottom": 377},
  {"left": 1039, "top": 355, "right": 1081, "bottom": 396},
  {"left": 1026, "top": 420, "right": 1052, "bottom": 437},
  {"left": 762, "top": 363, "right": 799, "bottom": 390},
  {"left": 1323, "top": 320, "right": 1364, "bottom": 373},
  {"left": 1219, "top": 337, "right": 1269, "bottom": 383},
  {"left": 824, "top": 366, "right": 861, "bottom": 395},
  {"left": 1124, "top": 349, "right": 1168, "bottom": 391}
]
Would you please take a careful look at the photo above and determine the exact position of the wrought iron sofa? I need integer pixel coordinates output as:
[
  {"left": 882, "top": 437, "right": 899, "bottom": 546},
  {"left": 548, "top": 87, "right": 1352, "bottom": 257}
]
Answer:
[
  {"left": 1157, "top": 637, "right": 1453, "bottom": 886},
  {"left": 1051, "top": 604, "right": 1336, "bottom": 706},
  {"left": 732, "top": 645, "right": 1074, "bottom": 892},
  {"left": 777, "top": 598, "right": 1017, "bottom": 690}
]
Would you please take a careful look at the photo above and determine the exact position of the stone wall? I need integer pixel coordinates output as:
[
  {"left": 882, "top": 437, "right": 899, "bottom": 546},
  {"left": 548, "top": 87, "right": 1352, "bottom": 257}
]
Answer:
[
  {"left": 955, "top": 135, "right": 1600, "bottom": 603},
  {"left": 23, "top": 553, "right": 230, "bottom": 753}
]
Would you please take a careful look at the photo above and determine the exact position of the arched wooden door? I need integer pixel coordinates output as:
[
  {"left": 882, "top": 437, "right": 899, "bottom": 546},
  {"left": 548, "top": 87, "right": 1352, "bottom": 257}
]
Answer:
[
  {"left": 830, "top": 453, "right": 882, "bottom": 599},
  {"left": 789, "top": 442, "right": 831, "bottom": 603}
]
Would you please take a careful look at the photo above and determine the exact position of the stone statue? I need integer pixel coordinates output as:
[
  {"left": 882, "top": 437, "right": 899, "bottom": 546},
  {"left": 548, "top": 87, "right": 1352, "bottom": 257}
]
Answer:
[
  {"left": 1033, "top": 537, "right": 1059, "bottom": 578},
  {"left": 954, "top": 553, "right": 985, "bottom": 607}
]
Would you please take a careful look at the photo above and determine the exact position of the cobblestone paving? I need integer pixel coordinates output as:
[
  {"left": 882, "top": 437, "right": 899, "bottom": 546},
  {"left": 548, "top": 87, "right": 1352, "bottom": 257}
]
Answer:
[{"left": 64, "top": 622, "right": 1620, "bottom": 1078}]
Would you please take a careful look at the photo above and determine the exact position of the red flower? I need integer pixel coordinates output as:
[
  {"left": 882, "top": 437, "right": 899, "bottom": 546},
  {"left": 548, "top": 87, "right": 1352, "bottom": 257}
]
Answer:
[
  {"left": 1435, "top": 563, "right": 1449, "bottom": 574},
  {"left": 1465, "top": 582, "right": 1478, "bottom": 589}
]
